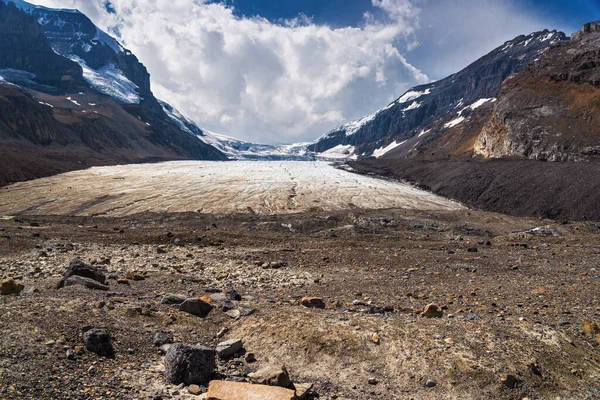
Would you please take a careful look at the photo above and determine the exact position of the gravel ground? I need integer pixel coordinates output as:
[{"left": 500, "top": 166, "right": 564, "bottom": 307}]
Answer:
[{"left": 1, "top": 209, "right": 600, "bottom": 399}]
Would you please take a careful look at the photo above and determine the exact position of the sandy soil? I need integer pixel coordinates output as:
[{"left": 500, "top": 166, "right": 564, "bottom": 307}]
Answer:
[{"left": 0, "top": 161, "right": 462, "bottom": 216}]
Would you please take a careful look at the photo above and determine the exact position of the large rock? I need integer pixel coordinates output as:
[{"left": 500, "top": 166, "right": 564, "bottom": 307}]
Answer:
[
  {"left": 164, "top": 343, "right": 216, "bottom": 385},
  {"left": 248, "top": 365, "right": 292, "bottom": 388},
  {"left": 63, "top": 276, "right": 109, "bottom": 291},
  {"left": 83, "top": 328, "right": 113, "bottom": 357},
  {"left": 216, "top": 339, "right": 243, "bottom": 359},
  {"left": 179, "top": 298, "right": 214, "bottom": 318},
  {"left": 207, "top": 380, "right": 296, "bottom": 400},
  {"left": 0, "top": 279, "right": 24, "bottom": 295},
  {"left": 57, "top": 259, "right": 106, "bottom": 289}
]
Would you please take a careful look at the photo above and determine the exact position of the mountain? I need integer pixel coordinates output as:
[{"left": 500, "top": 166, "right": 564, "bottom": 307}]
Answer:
[
  {"left": 309, "top": 29, "right": 567, "bottom": 160},
  {"left": 158, "top": 101, "right": 313, "bottom": 160},
  {"left": 474, "top": 21, "right": 600, "bottom": 161},
  {"left": 0, "top": 0, "right": 226, "bottom": 186}
]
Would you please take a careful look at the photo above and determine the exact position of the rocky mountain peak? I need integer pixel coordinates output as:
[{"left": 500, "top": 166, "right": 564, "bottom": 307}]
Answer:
[{"left": 572, "top": 21, "right": 600, "bottom": 41}]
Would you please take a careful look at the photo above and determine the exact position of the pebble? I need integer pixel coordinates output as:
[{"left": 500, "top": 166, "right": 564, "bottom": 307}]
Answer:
[
  {"left": 300, "top": 297, "right": 326, "bottom": 309},
  {"left": 216, "top": 339, "right": 243, "bottom": 359}
]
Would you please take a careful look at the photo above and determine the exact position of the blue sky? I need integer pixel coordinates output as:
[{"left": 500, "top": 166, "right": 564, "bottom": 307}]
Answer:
[
  {"left": 31, "top": 0, "right": 600, "bottom": 143},
  {"left": 223, "top": 0, "right": 600, "bottom": 80}
]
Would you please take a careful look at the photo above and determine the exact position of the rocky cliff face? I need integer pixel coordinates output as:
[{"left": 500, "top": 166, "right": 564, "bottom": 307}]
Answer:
[
  {"left": 474, "top": 22, "right": 600, "bottom": 161},
  {"left": 310, "top": 30, "right": 566, "bottom": 159},
  {"left": 0, "top": 1, "right": 82, "bottom": 91}
]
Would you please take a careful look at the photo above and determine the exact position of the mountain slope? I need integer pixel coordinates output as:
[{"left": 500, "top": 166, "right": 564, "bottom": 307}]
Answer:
[
  {"left": 0, "top": 1, "right": 226, "bottom": 185},
  {"left": 310, "top": 29, "right": 566, "bottom": 160},
  {"left": 474, "top": 22, "right": 600, "bottom": 161}
]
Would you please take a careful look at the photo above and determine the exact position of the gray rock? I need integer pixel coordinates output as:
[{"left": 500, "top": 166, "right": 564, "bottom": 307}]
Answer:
[
  {"left": 159, "top": 343, "right": 173, "bottom": 354},
  {"left": 164, "top": 343, "right": 216, "bottom": 385},
  {"left": 225, "top": 309, "right": 241, "bottom": 319},
  {"left": 64, "top": 276, "right": 109, "bottom": 291},
  {"left": 83, "top": 328, "right": 113, "bottom": 357},
  {"left": 153, "top": 331, "right": 174, "bottom": 347},
  {"left": 161, "top": 294, "right": 187, "bottom": 305},
  {"left": 425, "top": 379, "right": 437, "bottom": 388},
  {"left": 57, "top": 259, "right": 106, "bottom": 289},
  {"left": 179, "top": 298, "right": 214, "bottom": 318},
  {"left": 216, "top": 339, "right": 243, "bottom": 359}
]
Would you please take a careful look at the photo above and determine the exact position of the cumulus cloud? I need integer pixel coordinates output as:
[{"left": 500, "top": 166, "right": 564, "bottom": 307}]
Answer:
[
  {"left": 29, "top": 0, "right": 557, "bottom": 143},
  {"left": 30, "top": 0, "right": 428, "bottom": 143}
]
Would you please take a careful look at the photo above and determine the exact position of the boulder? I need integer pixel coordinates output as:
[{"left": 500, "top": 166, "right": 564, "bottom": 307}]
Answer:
[
  {"left": 64, "top": 276, "right": 109, "bottom": 291},
  {"left": 83, "top": 328, "right": 113, "bottom": 357},
  {"left": 207, "top": 381, "right": 295, "bottom": 400},
  {"left": 164, "top": 343, "right": 216, "bottom": 385},
  {"left": 216, "top": 339, "right": 243, "bottom": 359},
  {"left": 248, "top": 365, "right": 292, "bottom": 388},
  {"left": 57, "top": 259, "right": 106, "bottom": 289},
  {"left": 0, "top": 279, "right": 24, "bottom": 295},
  {"left": 180, "top": 298, "right": 214, "bottom": 318}
]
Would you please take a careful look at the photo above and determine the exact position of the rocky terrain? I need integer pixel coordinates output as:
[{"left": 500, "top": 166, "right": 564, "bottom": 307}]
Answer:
[
  {"left": 1, "top": 206, "right": 600, "bottom": 399},
  {"left": 474, "top": 23, "right": 600, "bottom": 161},
  {"left": 308, "top": 29, "right": 566, "bottom": 160}
]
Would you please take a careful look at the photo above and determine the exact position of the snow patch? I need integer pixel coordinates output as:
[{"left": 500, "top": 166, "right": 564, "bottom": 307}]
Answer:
[
  {"left": 397, "top": 88, "right": 431, "bottom": 104},
  {"left": 418, "top": 129, "right": 431, "bottom": 137},
  {"left": 71, "top": 57, "right": 140, "bottom": 104},
  {"left": 372, "top": 140, "right": 407, "bottom": 158},
  {"left": 402, "top": 101, "right": 421, "bottom": 112},
  {"left": 66, "top": 97, "right": 80, "bottom": 106},
  {"left": 38, "top": 101, "right": 54, "bottom": 108},
  {"left": 318, "top": 144, "right": 357, "bottom": 160},
  {"left": 444, "top": 116, "right": 466, "bottom": 129}
]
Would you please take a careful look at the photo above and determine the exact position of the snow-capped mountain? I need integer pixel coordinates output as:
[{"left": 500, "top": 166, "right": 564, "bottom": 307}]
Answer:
[{"left": 309, "top": 29, "right": 567, "bottom": 160}]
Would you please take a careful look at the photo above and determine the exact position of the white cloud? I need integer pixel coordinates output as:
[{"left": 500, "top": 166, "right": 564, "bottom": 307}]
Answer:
[
  {"left": 28, "top": 0, "right": 558, "bottom": 144},
  {"left": 28, "top": 0, "right": 429, "bottom": 144}
]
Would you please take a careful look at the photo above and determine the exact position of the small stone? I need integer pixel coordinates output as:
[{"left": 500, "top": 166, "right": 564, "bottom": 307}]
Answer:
[
  {"left": 66, "top": 349, "right": 76, "bottom": 360},
  {"left": 216, "top": 339, "right": 243, "bottom": 359},
  {"left": 179, "top": 298, "right": 214, "bottom": 318},
  {"left": 372, "top": 332, "right": 380, "bottom": 345},
  {"left": 157, "top": 246, "right": 168, "bottom": 254},
  {"left": 164, "top": 343, "right": 216, "bottom": 385},
  {"left": 222, "top": 301, "right": 235, "bottom": 312},
  {"left": 161, "top": 294, "right": 187, "bottom": 305},
  {"left": 294, "top": 383, "right": 313, "bottom": 399},
  {"left": 423, "top": 304, "right": 443, "bottom": 318},
  {"left": 74, "top": 346, "right": 85, "bottom": 356},
  {"left": 244, "top": 353, "right": 256, "bottom": 363},
  {"left": 153, "top": 331, "right": 174, "bottom": 347},
  {"left": 248, "top": 365, "right": 292, "bottom": 388},
  {"left": 300, "top": 297, "right": 326, "bottom": 309},
  {"left": 216, "top": 327, "right": 229, "bottom": 338},
  {"left": 0, "top": 279, "right": 24, "bottom": 295},
  {"left": 501, "top": 374, "right": 518, "bottom": 389},
  {"left": 117, "top": 278, "right": 130, "bottom": 285},
  {"left": 425, "top": 379, "right": 437, "bottom": 388},
  {"left": 225, "top": 309, "right": 241, "bottom": 319},
  {"left": 188, "top": 384, "right": 202, "bottom": 395},
  {"left": 227, "top": 289, "right": 242, "bottom": 301},
  {"left": 83, "top": 328, "right": 113, "bottom": 357},
  {"left": 368, "top": 378, "right": 378, "bottom": 385},
  {"left": 159, "top": 344, "right": 173, "bottom": 354}
]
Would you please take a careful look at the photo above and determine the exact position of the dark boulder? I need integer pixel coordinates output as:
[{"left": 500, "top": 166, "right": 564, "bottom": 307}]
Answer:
[{"left": 164, "top": 343, "right": 216, "bottom": 385}]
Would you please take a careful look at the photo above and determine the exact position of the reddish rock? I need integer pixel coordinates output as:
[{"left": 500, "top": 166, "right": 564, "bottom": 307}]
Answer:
[
  {"left": 300, "top": 297, "right": 326, "bottom": 309},
  {"left": 207, "top": 381, "right": 295, "bottom": 400}
]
